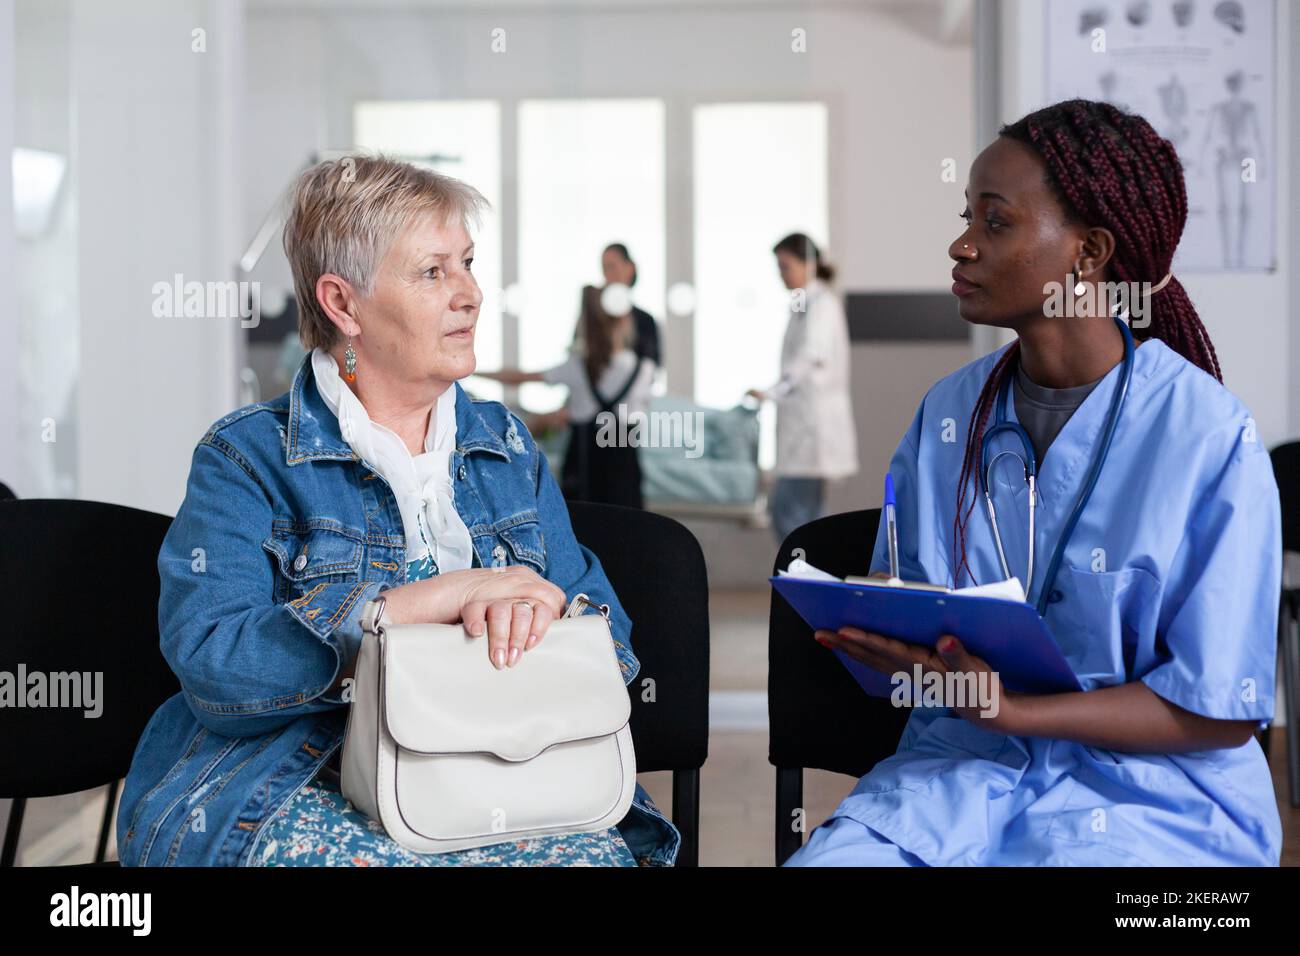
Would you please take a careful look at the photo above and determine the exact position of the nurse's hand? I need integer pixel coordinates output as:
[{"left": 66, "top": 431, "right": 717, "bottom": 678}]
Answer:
[{"left": 814, "top": 628, "right": 1018, "bottom": 732}]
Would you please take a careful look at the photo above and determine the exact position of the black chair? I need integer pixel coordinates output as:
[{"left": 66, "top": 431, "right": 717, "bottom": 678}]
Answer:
[
  {"left": 768, "top": 508, "right": 910, "bottom": 866},
  {"left": 0, "top": 499, "right": 178, "bottom": 866},
  {"left": 567, "top": 500, "right": 710, "bottom": 866},
  {"left": 1269, "top": 442, "right": 1300, "bottom": 807}
]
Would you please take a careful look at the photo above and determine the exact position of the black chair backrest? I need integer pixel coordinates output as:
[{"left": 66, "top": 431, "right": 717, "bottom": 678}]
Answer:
[
  {"left": 1271, "top": 441, "right": 1300, "bottom": 555},
  {"left": 0, "top": 482, "right": 15, "bottom": 502},
  {"left": 0, "top": 500, "right": 179, "bottom": 798},
  {"left": 566, "top": 501, "right": 710, "bottom": 773},
  {"left": 768, "top": 508, "right": 910, "bottom": 777}
]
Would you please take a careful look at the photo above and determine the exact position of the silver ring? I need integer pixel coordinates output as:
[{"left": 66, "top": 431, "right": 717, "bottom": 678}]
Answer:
[{"left": 512, "top": 600, "right": 534, "bottom": 609}]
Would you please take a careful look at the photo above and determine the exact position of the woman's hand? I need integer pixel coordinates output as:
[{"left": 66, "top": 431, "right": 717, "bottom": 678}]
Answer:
[
  {"left": 380, "top": 567, "right": 568, "bottom": 670},
  {"left": 459, "top": 568, "right": 567, "bottom": 669},
  {"left": 744, "top": 388, "right": 769, "bottom": 402},
  {"left": 815, "top": 628, "right": 1019, "bottom": 732}
]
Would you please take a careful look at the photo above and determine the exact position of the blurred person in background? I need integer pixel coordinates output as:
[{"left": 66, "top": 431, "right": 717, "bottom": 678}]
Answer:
[
  {"left": 600, "top": 242, "right": 661, "bottom": 368},
  {"left": 747, "top": 232, "right": 858, "bottom": 543},
  {"left": 481, "top": 285, "right": 654, "bottom": 509}
]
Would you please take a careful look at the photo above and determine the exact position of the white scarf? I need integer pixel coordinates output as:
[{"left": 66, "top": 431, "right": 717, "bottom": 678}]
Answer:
[{"left": 310, "top": 347, "right": 474, "bottom": 575}]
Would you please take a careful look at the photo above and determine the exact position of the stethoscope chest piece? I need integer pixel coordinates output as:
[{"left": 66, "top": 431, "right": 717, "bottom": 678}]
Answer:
[{"left": 981, "top": 445, "right": 1038, "bottom": 589}]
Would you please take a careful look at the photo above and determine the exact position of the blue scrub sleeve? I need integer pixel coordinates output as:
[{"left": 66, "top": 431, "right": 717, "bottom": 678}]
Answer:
[{"left": 1140, "top": 426, "right": 1280, "bottom": 725}]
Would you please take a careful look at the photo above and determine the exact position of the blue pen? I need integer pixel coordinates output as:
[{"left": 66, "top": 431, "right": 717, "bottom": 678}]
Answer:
[{"left": 884, "top": 472, "right": 900, "bottom": 581}]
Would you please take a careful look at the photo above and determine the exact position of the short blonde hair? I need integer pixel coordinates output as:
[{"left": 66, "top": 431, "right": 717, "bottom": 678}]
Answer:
[{"left": 282, "top": 153, "right": 489, "bottom": 350}]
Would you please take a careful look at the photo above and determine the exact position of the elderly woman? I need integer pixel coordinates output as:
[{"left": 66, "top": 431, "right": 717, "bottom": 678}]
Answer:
[{"left": 115, "top": 155, "right": 680, "bottom": 867}]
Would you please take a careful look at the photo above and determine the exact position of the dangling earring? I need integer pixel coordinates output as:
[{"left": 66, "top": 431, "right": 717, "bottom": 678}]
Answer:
[
  {"left": 1073, "top": 262, "right": 1086, "bottom": 297},
  {"left": 344, "top": 337, "right": 357, "bottom": 383}
]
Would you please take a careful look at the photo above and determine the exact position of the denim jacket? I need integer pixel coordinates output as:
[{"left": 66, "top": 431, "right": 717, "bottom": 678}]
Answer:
[{"left": 116, "top": 353, "right": 680, "bottom": 866}]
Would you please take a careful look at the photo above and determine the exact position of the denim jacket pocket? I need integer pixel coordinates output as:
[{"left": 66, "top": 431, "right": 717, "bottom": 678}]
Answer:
[
  {"left": 263, "top": 521, "right": 365, "bottom": 603},
  {"left": 494, "top": 513, "right": 547, "bottom": 575}
]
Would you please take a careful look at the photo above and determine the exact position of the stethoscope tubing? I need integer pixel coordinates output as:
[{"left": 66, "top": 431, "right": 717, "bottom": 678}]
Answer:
[{"left": 978, "top": 314, "right": 1136, "bottom": 615}]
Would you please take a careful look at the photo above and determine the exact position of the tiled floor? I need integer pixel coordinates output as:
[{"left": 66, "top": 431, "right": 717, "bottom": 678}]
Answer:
[{"left": 6, "top": 586, "right": 1297, "bottom": 866}]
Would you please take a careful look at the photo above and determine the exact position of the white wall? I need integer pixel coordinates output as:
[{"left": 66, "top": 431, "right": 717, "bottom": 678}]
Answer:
[
  {"left": 0, "top": 0, "right": 16, "bottom": 493},
  {"left": 13, "top": 0, "right": 79, "bottom": 500},
  {"left": 71, "top": 0, "right": 243, "bottom": 515},
  {"left": 1002, "top": 0, "right": 1295, "bottom": 448},
  {"left": 1291, "top": 2, "right": 1300, "bottom": 441}
]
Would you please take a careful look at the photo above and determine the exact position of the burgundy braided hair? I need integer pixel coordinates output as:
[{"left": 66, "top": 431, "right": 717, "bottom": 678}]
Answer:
[{"left": 951, "top": 98, "right": 1222, "bottom": 588}]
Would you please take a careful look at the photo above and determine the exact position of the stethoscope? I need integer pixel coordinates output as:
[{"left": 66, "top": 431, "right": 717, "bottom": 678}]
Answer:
[{"left": 979, "top": 312, "right": 1135, "bottom": 616}]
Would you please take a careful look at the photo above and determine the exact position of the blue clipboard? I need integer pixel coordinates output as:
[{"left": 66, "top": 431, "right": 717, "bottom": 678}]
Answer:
[{"left": 770, "top": 576, "right": 1083, "bottom": 698}]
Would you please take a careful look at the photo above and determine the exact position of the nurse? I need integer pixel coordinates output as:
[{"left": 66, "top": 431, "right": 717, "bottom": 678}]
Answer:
[{"left": 786, "top": 98, "right": 1282, "bottom": 866}]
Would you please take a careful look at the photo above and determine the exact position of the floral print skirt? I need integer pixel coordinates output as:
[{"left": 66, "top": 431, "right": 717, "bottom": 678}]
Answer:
[{"left": 248, "top": 766, "right": 637, "bottom": 867}]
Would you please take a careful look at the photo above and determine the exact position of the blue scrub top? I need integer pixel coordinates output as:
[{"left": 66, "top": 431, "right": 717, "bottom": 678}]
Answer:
[{"left": 789, "top": 337, "right": 1282, "bottom": 866}]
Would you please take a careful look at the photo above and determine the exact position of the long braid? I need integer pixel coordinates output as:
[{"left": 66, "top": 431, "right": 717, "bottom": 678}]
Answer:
[{"left": 951, "top": 99, "right": 1222, "bottom": 586}]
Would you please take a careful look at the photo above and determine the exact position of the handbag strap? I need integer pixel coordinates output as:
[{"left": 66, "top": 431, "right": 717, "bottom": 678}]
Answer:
[
  {"left": 361, "top": 598, "right": 386, "bottom": 636},
  {"left": 563, "top": 592, "right": 610, "bottom": 621}
]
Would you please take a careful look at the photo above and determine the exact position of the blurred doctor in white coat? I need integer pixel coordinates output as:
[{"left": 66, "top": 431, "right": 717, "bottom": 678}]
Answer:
[{"left": 747, "top": 233, "right": 858, "bottom": 542}]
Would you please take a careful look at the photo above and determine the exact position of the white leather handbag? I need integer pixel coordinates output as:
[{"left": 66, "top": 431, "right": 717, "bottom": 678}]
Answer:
[{"left": 340, "top": 593, "right": 637, "bottom": 854}]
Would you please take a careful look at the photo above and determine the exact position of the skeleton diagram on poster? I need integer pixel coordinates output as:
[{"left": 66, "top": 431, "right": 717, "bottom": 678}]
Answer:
[{"left": 1045, "top": 0, "right": 1275, "bottom": 272}]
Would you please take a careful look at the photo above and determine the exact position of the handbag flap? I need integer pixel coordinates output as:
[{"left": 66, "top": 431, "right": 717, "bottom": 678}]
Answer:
[{"left": 379, "top": 614, "right": 632, "bottom": 761}]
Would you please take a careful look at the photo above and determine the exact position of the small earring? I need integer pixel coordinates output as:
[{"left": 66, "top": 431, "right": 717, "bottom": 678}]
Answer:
[
  {"left": 344, "top": 337, "right": 357, "bottom": 383},
  {"left": 1073, "top": 265, "right": 1086, "bottom": 297}
]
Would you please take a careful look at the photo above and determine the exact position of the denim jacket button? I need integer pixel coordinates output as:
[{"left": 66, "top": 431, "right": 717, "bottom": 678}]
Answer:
[
  {"left": 293, "top": 553, "right": 308, "bottom": 572},
  {"left": 457, "top": 464, "right": 466, "bottom": 480},
  {"left": 492, "top": 544, "right": 507, "bottom": 563}
]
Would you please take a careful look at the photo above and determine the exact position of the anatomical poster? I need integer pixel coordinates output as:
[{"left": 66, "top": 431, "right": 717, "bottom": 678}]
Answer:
[{"left": 1045, "top": 0, "right": 1276, "bottom": 272}]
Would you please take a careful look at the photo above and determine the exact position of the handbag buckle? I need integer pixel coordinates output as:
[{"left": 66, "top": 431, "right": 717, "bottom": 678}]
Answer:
[
  {"left": 361, "top": 597, "right": 387, "bottom": 636},
  {"left": 563, "top": 592, "right": 610, "bottom": 621}
]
